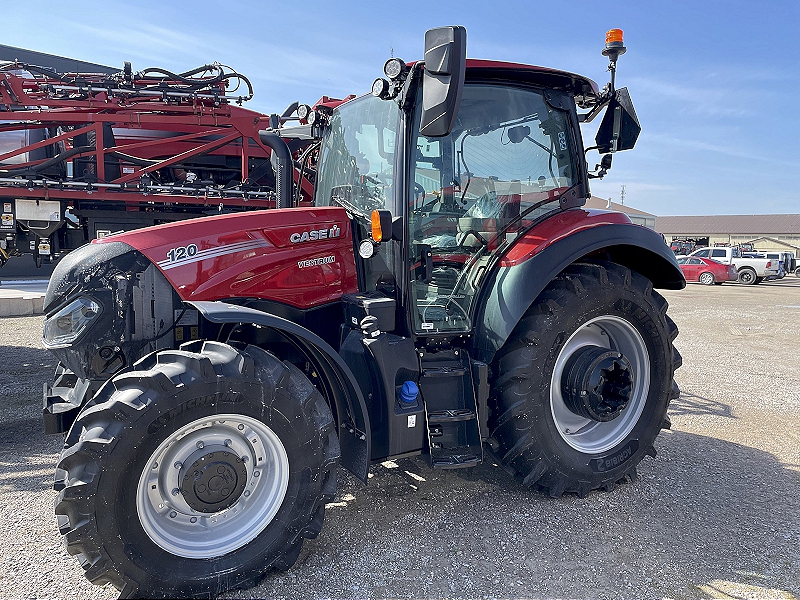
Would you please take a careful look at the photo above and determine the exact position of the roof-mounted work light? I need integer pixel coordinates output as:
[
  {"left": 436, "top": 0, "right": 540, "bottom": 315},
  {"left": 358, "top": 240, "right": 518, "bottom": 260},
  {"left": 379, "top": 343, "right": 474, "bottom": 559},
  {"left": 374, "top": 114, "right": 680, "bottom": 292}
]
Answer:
[
  {"left": 371, "top": 78, "right": 392, "bottom": 100},
  {"left": 383, "top": 58, "right": 407, "bottom": 81}
]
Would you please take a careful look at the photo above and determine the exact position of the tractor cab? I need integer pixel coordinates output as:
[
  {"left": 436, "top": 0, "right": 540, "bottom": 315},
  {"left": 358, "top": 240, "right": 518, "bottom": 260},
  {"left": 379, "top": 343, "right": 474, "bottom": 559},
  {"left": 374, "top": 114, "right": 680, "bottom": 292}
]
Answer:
[{"left": 313, "top": 27, "right": 637, "bottom": 342}]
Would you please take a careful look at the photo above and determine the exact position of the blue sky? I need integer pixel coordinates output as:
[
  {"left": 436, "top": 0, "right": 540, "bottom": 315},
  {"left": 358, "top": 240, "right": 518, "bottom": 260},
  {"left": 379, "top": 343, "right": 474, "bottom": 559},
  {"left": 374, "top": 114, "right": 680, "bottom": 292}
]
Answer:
[{"left": 4, "top": 0, "right": 798, "bottom": 216}]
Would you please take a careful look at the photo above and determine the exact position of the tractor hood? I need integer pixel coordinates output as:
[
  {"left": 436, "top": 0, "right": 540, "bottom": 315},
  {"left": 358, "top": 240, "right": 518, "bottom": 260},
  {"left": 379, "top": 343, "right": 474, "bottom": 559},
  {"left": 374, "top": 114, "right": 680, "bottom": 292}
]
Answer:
[{"left": 93, "top": 206, "right": 359, "bottom": 309}]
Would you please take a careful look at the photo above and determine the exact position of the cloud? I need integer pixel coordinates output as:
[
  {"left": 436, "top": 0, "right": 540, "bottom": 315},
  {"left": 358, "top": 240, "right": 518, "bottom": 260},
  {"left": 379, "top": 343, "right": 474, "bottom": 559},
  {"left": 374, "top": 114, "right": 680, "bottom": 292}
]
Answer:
[
  {"left": 630, "top": 77, "right": 751, "bottom": 118},
  {"left": 644, "top": 132, "right": 799, "bottom": 167}
]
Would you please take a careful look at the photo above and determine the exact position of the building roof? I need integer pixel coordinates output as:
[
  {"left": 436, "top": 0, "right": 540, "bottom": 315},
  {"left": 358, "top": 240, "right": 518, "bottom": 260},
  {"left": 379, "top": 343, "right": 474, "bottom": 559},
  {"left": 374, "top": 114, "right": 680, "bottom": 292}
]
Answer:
[
  {"left": 0, "top": 45, "right": 116, "bottom": 75},
  {"left": 655, "top": 214, "right": 800, "bottom": 235},
  {"left": 584, "top": 196, "right": 655, "bottom": 217}
]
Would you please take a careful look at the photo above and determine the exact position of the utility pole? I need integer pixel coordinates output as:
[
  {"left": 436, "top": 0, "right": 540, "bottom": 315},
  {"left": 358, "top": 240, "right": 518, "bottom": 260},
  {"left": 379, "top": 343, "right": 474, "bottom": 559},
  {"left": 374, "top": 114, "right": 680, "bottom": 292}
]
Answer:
[{"left": 620, "top": 184, "right": 626, "bottom": 206}]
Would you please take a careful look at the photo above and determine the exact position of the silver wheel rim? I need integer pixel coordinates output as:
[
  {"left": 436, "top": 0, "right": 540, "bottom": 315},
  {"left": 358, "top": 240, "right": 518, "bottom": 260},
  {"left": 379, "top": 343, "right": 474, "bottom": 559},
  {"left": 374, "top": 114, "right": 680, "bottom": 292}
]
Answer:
[
  {"left": 550, "top": 315, "right": 651, "bottom": 454},
  {"left": 137, "top": 413, "right": 289, "bottom": 558},
  {"left": 699, "top": 272, "right": 714, "bottom": 285}
]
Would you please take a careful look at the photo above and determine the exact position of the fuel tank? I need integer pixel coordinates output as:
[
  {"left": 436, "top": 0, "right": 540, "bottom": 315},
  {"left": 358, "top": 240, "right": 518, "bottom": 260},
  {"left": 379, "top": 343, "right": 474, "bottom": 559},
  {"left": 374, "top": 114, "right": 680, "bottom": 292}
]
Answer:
[{"left": 95, "top": 206, "right": 358, "bottom": 309}]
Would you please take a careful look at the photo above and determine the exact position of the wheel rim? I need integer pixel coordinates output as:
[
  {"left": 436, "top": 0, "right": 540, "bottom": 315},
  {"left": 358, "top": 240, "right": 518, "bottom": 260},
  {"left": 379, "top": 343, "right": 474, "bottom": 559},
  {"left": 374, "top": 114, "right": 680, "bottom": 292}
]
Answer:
[
  {"left": 137, "top": 414, "right": 289, "bottom": 558},
  {"left": 550, "top": 315, "right": 651, "bottom": 454},
  {"left": 699, "top": 272, "right": 714, "bottom": 285},
  {"left": 740, "top": 270, "right": 754, "bottom": 283}
]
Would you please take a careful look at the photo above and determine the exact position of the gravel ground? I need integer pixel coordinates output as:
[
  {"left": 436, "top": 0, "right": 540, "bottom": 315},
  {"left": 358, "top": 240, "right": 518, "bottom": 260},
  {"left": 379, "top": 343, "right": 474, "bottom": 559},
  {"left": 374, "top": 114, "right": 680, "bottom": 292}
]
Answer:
[{"left": 1, "top": 278, "right": 798, "bottom": 600}]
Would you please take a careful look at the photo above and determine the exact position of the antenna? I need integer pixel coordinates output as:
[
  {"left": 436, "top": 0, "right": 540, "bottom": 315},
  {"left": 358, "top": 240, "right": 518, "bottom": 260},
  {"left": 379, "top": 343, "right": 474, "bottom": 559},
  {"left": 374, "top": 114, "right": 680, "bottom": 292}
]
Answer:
[{"left": 620, "top": 184, "right": 626, "bottom": 206}]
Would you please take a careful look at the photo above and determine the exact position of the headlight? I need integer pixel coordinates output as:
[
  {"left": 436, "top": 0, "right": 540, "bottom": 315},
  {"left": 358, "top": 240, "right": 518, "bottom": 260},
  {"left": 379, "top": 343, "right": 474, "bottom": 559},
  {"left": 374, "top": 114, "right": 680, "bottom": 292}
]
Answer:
[{"left": 43, "top": 297, "right": 102, "bottom": 348}]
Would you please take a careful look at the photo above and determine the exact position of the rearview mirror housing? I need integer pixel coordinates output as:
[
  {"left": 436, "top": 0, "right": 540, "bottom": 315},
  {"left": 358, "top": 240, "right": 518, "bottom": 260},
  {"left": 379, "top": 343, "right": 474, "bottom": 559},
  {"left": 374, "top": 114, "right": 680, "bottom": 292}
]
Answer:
[
  {"left": 419, "top": 26, "right": 467, "bottom": 138},
  {"left": 595, "top": 88, "right": 640, "bottom": 153}
]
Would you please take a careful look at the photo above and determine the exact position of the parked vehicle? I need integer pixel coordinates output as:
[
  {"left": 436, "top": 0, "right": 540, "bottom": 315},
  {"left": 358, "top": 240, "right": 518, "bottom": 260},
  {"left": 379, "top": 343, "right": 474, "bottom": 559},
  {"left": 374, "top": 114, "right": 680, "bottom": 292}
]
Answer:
[
  {"left": 763, "top": 251, "right": 796, "bottom": 277},
  {"left": 40, "top": 27, "right": 684, "bottom": 598},
  {"left": 675, "top": 256, "right": 737, "bottom": 285},
  {"left": 689, "top": 247, "right": 777, "bottom": 284},
  {"left": 670, "top": 239, "right": 695, "bottom": 255},
  {"left": 742, "top": 252, "right": 784, "bottom": 279}
]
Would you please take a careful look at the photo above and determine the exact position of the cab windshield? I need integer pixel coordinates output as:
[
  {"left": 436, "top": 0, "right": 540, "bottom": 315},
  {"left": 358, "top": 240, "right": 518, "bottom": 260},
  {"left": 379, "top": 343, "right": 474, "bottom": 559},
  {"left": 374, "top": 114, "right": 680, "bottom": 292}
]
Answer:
[{"left": 409, "top": 83, "right": 577, "bottom": 334}]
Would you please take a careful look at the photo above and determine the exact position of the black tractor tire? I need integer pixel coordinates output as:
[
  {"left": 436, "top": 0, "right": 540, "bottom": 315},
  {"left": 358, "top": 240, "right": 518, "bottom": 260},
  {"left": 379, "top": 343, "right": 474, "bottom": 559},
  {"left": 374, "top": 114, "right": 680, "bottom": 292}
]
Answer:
[
  {"left": 698, "top": 271, "right": 715, "bottom": 286},
  {"left": 488, "top": 261, "right": 680, "bottom": 498},
  {"left": 54, "top": 341, "right": 339, "bottom": 598},
  {"left": 738, "top": 267, "right": 757, "bottom": 285}
]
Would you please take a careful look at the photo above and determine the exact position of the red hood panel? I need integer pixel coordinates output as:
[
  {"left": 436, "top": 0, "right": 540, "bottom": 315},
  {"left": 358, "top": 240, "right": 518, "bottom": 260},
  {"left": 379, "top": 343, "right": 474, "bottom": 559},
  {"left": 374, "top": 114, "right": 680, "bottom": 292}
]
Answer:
[{"left": 96, "top": 207, "right": 358, "bottom": 308}]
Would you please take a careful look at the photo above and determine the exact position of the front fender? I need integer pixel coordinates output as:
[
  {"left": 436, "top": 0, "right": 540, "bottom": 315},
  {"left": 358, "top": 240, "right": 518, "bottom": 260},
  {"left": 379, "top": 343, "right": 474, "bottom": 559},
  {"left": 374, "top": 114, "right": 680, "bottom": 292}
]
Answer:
[
  {"left": 472, "top": 220, "right": 684, "bottom": 364},
  {"left": 190, "top": 300, "right": 371, "bottom": 483}
]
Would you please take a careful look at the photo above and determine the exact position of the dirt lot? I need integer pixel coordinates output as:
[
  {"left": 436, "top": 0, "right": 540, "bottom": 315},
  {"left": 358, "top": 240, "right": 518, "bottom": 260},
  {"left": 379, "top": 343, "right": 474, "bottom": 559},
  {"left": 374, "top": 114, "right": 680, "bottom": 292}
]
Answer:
[{"left": 1, "top": 277, "right": 798, "bottom": 600}]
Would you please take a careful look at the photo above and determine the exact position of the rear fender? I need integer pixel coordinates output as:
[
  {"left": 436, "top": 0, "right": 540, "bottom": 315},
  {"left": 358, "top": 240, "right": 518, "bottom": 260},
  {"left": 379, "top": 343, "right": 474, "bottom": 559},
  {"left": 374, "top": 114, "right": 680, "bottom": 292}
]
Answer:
[
  {"left": 472, "top": 221, "right": 685, "bottom": 364},
  {"left": 190, "top": 301, "right": 371, "bottom": 483}
]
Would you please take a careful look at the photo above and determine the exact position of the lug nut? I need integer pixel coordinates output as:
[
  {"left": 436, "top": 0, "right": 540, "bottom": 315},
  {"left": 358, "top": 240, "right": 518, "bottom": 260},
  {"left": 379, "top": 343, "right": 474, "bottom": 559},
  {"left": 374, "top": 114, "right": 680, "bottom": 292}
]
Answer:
[
  {"left": 238, "top": 424, "right": 244, "bottom": 430},
  {"left": 224, "top": 439, "right": 232, "bottom": 447},
  {"left": 254, "top": 471, "right": 260, "bottom": 477},
  {"left": 174, "top": 461, "right": 182, "bottom": 470},
  {"left": 196, "top": 441, "right": 204, "bottom": 449},
  {"left": 171, "top": 488, "right": 180, "bottom": 496},
  {"left": 190, "top": 517, "right": 197, "bottom": 523},
  {"left": 169, "top": 511, "right": 177, "bottom": 519}
]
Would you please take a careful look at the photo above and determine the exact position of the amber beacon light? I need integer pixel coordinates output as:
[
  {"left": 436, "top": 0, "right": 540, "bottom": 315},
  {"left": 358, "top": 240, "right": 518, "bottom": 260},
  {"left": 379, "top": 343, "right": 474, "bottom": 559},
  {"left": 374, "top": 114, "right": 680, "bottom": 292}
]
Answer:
[{"left": 603, "top": 28, "right": 626, "bottom": 57}]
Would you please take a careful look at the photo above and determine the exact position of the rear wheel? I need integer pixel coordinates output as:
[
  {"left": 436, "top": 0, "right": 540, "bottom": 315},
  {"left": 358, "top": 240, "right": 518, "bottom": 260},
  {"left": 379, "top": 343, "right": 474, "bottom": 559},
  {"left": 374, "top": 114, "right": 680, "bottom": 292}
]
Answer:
[
  {"left": 54, "top": 341, "right": 339, "bottom": 598},
  {"left": 698, "top": 271, "right": 715, "bottom": 285},
  {"left": 488, "top": 261, "right": 680, "bottom": 497},
  {"left": 738, "top": 267, "right": 757, "bottom": 284}
]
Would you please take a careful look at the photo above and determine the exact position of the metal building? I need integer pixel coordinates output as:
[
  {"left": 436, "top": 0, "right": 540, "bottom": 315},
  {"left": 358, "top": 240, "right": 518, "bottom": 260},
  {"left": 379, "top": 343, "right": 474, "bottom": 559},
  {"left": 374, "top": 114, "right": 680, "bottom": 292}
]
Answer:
[{"left": 655, "top": 214, "right": 800, "bottom": 258}]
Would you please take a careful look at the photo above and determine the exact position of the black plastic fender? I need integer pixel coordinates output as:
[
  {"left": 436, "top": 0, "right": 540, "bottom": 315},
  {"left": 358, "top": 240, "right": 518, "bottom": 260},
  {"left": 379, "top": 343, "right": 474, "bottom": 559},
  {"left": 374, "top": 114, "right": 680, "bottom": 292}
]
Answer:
[
  {"left": 471, "top": 223, "right": 685, "bottom": 364},
  {"left": 190, "top": 300, "right": 371, "bottom": 483}
]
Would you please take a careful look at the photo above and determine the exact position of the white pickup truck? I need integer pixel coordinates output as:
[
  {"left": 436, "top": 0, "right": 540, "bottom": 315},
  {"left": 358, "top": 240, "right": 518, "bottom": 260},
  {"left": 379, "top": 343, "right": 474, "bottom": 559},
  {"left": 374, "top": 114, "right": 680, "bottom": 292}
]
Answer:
[{"left": 688, "top": 247, "right": 779, "bottom": 284}]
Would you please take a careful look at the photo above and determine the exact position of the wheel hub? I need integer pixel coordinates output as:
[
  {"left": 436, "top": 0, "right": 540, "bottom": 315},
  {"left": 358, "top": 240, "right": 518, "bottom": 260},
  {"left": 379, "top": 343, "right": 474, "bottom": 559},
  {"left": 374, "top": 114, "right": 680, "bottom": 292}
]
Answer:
[
  {"left": 179, "top": 448, "right": 248, "bottom": 513},
  {"left": 561, "top": 345, "right": 634, "bottom": 422}
]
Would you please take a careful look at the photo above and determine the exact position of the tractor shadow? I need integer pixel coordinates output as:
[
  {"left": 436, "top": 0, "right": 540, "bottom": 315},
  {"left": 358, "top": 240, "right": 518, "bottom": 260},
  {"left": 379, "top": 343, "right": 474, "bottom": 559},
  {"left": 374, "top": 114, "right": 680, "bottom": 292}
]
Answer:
[{"left": 668, "top": 390, "right": 734, "bottom": 418}]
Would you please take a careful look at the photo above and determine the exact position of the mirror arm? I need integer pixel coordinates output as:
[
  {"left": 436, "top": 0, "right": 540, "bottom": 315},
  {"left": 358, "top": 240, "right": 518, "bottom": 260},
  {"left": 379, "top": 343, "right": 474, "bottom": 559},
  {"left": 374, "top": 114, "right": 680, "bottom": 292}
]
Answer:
[
  {"left": 578, "top": 95, "right": 611, "bottom": 124},
  {"left": 399, "top": 62, "right": 423, "bottom": 112}
]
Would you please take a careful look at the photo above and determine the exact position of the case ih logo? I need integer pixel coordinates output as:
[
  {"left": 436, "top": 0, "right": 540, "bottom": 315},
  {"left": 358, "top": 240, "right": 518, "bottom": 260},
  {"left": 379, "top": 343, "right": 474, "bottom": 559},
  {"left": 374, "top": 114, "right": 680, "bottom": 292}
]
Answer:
[{"left": 290, "top": 225, "right": 341, "bottom": 244}]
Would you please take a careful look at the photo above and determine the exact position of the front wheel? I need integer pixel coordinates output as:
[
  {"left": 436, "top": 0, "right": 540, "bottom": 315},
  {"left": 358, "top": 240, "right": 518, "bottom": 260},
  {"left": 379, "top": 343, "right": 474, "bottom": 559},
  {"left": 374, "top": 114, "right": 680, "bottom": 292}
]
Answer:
[
  {"left": 698, "top": 271, "right": 715, "bottom": 285},
  {"left": 489, "top": 261, "right": 680, "bottom": 497},
  {"left": 54, "top": 341, "right": 339, "bottom": 598}
]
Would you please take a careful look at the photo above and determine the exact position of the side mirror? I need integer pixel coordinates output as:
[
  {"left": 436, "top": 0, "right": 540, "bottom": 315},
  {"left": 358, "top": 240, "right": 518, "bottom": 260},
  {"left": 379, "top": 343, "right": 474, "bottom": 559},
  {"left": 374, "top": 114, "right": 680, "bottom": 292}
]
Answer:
[
  {"left": 595, "top": 88, "right": 640, "bottom": 153},
  {"left": 419, "top": 26, "right": 467, "bottom": 138}
]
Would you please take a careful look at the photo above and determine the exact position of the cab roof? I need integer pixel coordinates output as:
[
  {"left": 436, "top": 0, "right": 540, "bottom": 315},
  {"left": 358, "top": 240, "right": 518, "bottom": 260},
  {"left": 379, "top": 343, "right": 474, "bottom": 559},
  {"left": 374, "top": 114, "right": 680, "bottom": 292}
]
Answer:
[{"left": 465, "top": 59, "right": 600, "bottom": 98}]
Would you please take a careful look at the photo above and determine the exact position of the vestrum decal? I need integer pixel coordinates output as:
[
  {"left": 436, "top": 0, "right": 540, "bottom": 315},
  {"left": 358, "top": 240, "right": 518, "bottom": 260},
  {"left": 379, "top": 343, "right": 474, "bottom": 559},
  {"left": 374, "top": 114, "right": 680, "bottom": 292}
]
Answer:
[{"left": 298, "top": 255, "right": 336, "bottom": 269}]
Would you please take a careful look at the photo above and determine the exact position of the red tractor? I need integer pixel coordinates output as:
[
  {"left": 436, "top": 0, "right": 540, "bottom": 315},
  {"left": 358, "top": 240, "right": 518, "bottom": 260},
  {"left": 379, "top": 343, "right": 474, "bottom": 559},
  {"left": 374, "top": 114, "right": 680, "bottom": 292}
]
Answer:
[{"left": 41, "top": 27, "right": 684, "bottom": 598}]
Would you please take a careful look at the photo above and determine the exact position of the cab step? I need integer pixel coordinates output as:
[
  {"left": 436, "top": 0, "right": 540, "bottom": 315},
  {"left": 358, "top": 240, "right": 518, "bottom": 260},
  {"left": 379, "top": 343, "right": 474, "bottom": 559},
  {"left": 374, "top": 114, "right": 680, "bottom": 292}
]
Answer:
[
  {"left": 430, "top": 445, "right": 482, "bottom": 469},
  {"left": 418, "top": 349, "right": 483, "bottom": 470}
]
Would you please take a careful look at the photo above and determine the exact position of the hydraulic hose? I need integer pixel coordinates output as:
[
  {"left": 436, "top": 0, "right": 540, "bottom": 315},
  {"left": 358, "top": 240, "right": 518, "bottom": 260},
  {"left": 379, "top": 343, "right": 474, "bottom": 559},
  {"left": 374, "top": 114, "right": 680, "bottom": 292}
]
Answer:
[{"left": 259, "top": 133, "right": 293, "bottom": 209}]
